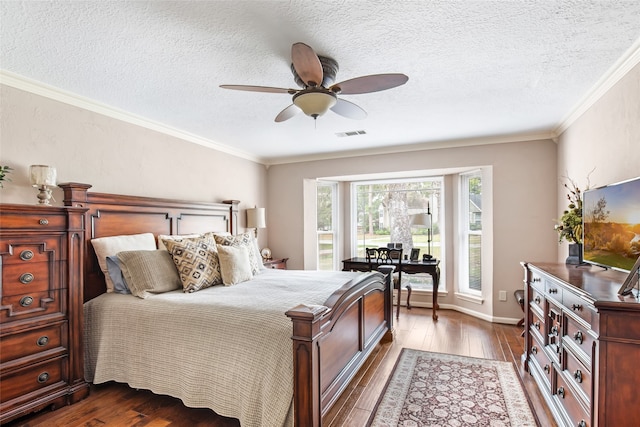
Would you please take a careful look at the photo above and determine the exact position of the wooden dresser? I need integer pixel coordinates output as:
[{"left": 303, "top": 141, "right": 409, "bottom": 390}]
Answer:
[
  {"left": 0, "top": 204, "right": 89, "bottom": 423},
  {"left": 522, "top": 262, "right": 640, "bottom": 427}
]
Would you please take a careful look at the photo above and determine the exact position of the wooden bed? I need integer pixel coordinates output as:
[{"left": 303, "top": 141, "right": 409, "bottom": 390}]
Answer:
[{"left": 59, "top": 183, "right": 393, "bottom": 427}]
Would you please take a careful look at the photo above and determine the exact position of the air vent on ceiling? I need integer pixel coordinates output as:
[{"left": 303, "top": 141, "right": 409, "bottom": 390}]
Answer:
[{"left": 335, "top": 130, "right": 367, "bottom": 138}]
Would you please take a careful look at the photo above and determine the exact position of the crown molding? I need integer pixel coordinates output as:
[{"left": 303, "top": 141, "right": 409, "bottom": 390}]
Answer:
[
  {"left": 554, "top": 36, "right": 640, "bottom": 136},
  {"left": 0, "top": 70, "right": 264, "bottom": 164}
]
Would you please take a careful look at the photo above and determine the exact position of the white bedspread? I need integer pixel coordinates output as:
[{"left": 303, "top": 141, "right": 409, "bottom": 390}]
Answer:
[{"left": 84, "top": 269, "right": 369, "bottom": 427}]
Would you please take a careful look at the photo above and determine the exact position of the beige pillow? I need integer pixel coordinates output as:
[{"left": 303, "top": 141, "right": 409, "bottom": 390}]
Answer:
[
  {"left": 163, "top": 234, "right": 222, "bottom": 292},
  {"left": 212, "top": 232, "right": 262, "bottom": 275},
  {"left": 157, "top": 234, "right": 201, "bottom": 251},
  {"left": 217, "top": 244, "right": 253, "bottom": 286},
  {"left": 116, "top": 250, "right": 182, "bottom": 298},
  {"left": 91, "top": 233, "right": 157, "bottom": 292}
]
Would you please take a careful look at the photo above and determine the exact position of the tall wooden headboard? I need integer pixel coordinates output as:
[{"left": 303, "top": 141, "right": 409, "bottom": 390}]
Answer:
[{"left": 59, "top": 183, "right": 239, "bottom": 302}]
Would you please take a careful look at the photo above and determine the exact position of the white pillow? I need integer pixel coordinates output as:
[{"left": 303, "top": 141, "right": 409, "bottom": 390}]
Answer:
[
  {"left": 91, "top": 233, "right": 156, "bottom": 292},
  {"left": 217, "top": 244, "right": 253, "bottom": 286}
]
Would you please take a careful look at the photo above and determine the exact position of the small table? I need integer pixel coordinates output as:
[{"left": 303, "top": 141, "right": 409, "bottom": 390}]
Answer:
[
  {"left": 342, "top": 257, "right": 441, "bottom": 320},
  {"left": 263, "top": 258, "right": 288, "bottom": 270}
]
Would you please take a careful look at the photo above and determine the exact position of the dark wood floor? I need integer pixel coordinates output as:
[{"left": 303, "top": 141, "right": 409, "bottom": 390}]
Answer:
[{"left": 6, "top": 308, "right": 556, "bottom": 427}]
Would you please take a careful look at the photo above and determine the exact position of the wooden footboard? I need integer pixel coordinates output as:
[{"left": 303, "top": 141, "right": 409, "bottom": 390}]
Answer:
[{"left": 286, "top": 270, "right": 393, "bottom": 427}]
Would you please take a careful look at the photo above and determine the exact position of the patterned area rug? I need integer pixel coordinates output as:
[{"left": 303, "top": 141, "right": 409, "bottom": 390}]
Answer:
[{"left": 368, "top": 348, "right": 537, "bottom": 426}]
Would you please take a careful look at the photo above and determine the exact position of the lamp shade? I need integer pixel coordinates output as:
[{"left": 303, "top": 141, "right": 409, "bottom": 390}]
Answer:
[
  {"left": 292, "top": 90, "right": 337, "bottom": 118},
  {"left": 246, "top": 207, "right": 266, "bottom": 229},
  {"left": 29, "top": 165, "right": 56, "bottom": 186},
  {"left": 410, "top": 213, "right": 431, "bottom": 227}
]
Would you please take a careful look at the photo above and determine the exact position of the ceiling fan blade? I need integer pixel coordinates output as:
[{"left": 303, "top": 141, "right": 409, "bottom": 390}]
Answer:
[
  {"left": 291, "top": 42, "right": 323, "bottom": 87},
  {"left": 275, "top": 104, "right": 301, "bottom": 122},
  {"left": 220, "top": 84, "right": 294, "bottom": 94},
  {"left": 331, "top": 98, "right": 367, "bottom": 120},
  {"left": 330, "top": 73, "right": 409, "bottom": 95}
]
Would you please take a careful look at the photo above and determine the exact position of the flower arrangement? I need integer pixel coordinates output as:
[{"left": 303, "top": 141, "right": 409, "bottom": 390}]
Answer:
[
  {"left": 555, "top": 176, "right": 587, "bottom": 244},
  {"left": 0, "top": 165, "right": 12, "bottom": 188}
]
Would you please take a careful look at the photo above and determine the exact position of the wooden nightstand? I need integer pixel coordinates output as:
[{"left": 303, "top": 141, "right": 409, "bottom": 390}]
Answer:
[{"left": 263, "top": 258, "right": 288, "bottom": 270}]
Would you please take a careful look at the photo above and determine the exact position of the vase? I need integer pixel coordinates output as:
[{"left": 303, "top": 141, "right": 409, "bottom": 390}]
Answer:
[{"left": 566, "top": 243, "right": 583, "bottom": 265}]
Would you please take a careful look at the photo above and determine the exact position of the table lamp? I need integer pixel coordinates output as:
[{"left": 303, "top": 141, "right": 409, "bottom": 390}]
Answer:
[{"left": 29, "top": 165, "right": 57, "bottom": 205}]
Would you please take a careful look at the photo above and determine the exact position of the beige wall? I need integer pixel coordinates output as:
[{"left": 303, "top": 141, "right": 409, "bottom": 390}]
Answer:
[
  {"left": 267, "top": 139, "right": 559, "bottom": 322},
  {"left": 0, "top": 85, "right": 269, "bottom": 246},
  {"left": 556, "top": 63, "right": 640, "bottom": 262}
]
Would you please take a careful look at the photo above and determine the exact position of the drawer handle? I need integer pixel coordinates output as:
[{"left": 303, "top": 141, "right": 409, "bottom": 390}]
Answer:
[
  {"left": 39, "top": 218, "right": 49, "bottom": 225},
  {"left": 20, "top": 250, "right": 35, "bottom": 261},
  {"left": 574, "top": 331, "right": 584, "bottom": 344},
  {"left": 20, "top": 296, "right": 34, "bottom": 307},
  {"left": 543, "top": 364, "right": 550, "bottom": 374},
  {"left": 531, "top": 345, "right": 538, "bottom": 355},
  {"left": 532, "top": 277, "right": 541, "bottom": 283},
  {"left": 550, "top": 325, "right": 559, "bottom": 336},
  {"left": 549, "top": 288, "right": 558, "bottom": 294},
  {"left": 20, "top": 272, "right": 34, "bottom": 284},
  {"left": 574, "top": 369, "right": 583, "bottom": 383},
  {"left": 557, "top": 386, "right": 565, "bottom": 398},
  {"left": 533, "top": 321, "right": 540, "bottom": 330},
  {"left": 534, "top": 296, "right": 541, "bottom": 304},
  {"left": 572, "top": 303, "right": 583, "bottom": 311},
  {"left": 37, "top": 372, "right": 50, "bottom": 383},
  {"left": 37, "top": 336, "right": 49, "bottom": 347},
  {"left": 578, "top": 421, "right": 587, "bottom": 427}
]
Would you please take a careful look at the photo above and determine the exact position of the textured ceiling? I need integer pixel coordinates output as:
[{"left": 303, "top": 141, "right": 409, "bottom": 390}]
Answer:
[{"left": 2, "top": 1, "right": 640, "bottom": 164}]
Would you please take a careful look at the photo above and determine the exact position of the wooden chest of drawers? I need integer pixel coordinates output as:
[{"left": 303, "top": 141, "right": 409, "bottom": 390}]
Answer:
[
  {"left": 522, "top": 262, "right": 640, "bottom": 427},
  {"left": 0, "top": 204, "right": 89, "bottom": 423}
]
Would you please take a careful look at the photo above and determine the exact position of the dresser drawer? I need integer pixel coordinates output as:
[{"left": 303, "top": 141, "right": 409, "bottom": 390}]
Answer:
[
  {"left": 530, "top": 332, "right": 553, "bottom": 391},
  {"left": 0, "top": 289, "right": 65, "bottom": 323},
  {"left": 563, "top": 347, "right": 591, "bottom": 407},
  {"left": 0, "top": 211, "right": 67, "bottom": 231},
  {"left": 0, "top": 237, "right": 63, "bottom": 265},
  {"left": 0, "top": 323, "right": 66, "bottom": 364},
  {"left": 545, "top": 280, "right": 563, "bottom": 303},
  {"left": 530, "top": 271, "right": 545, "bottom": 292},
  {"left": 530, "top": 307, "right": 545, "bottom": 343},
  {"left": 1, "top": 262, "right": 60, "bottom": 296},
  {"left": 0, "top": 356, "right": 67, "bottom": 404},
  {"left": 563, "top": 315, "right": 595, "bottom": 366},
  {"left": 563, "top": 291, "right": 597, "bottom": 329},
  {"left": 555, "top": 373, "right": 590, "bottom": 427},
  {"left": 529, "top": 287, "right": 544, "bottom": 314}
]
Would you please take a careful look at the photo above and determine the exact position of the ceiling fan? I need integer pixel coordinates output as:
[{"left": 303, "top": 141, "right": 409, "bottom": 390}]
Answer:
[{"left": 220, "top": 42, "right": 408, "bottom": 122}]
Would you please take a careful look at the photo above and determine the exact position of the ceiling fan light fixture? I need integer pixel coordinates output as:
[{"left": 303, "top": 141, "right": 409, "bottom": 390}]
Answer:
[{"left": 293, "top": 90, "right": 337, "bottom": 119}]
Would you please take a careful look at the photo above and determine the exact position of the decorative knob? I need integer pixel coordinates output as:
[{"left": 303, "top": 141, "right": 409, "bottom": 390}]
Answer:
[
  {"left": 37, "top": 372, "right": 50, "bottom": 383},
  {"left": 37, "top": 336, "right": 49, "bottom": 347},
  {"left": 574, "top": 369, "right": 583, "bottom": 383},
  {"left": 533, "top": 321, "right": 540, "bottom": 330},
  {"left": 578, "top": 420, "right": 587, "bottom": 427},
  {"left": 20, "top": 296, "right": 34, "bottom": 307},
  {"left": 574, "top": 331, "right": 584, "bottom": 344},
  {"left": 534, "top": 296, "right": 541, "bottom": 304},
  {"left": 531, "top": 346, "right": 538, "bottom": 355},
  {"left": 39, "top": 218, "right": 49, "bottom": 225},
  {"left": 532, "top": 277, "right": 541, "bottom": 283},
  {"left": 544, "top": 364, "right": 550, "bottom": 374},
  {"left": 551, "top": 325, "right": 559, "bottom": 336},
  {"left": 549, "top": 288, "right": 558, "bottom": 294},
  {"left": 572, "top": 303, "right": 582, "bottom": 311},
  {"left": 19, "top": 272, "right": 34, "bottom": 284},
  {"left": 557, "top": 386, "right": 565, "bottom": 398},
  {"left": 19, "top": 250, "right": 34, "bottom": 261}
]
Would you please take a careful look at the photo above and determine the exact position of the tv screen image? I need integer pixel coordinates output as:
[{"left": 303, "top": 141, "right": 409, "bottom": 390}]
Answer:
[{"left": 583, "top": 176, "right": 640, "bottom": 272}]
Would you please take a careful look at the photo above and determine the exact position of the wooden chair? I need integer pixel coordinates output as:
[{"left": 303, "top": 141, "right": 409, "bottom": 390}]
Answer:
[{"left": 366, "top": 247, "right": 403, "bottom": 318}]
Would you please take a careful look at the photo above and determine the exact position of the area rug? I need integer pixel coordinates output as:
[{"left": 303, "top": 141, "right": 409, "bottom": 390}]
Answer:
[{"left": 368, "top": 348, "right": 537, "bottom": 426}]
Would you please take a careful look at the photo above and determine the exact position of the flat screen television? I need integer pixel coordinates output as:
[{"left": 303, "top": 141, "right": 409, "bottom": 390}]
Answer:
[{"left": 583, "top": 176, "right": 640, "bottom": 272}]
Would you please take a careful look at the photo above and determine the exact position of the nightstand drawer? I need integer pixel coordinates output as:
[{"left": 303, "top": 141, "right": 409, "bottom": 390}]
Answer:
[
  {"left": 1, "top": 323, "right": 66, "bottom": 364},
  {"left": 1, "top": 262, "right": 59, "bottom": 296},
  {"left": 264, "top": 258, "right": 288, "bottom": 270},
  {"left": 0, "top": 289, "right": 65, "bottom": 323},
  {"left": 0, "top": 356, "right": 67, "bottom": 404}
]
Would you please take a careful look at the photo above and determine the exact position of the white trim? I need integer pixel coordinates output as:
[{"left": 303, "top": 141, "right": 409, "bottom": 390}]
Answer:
[
  {"left": 555, "top": 36, "right": 640, "bottom": 136},
  {"left": 0, "top": 70, "right": 264, "bottom": 164},
  {"left": 454, "top": 292, "right": 484, "bottom": 305}
]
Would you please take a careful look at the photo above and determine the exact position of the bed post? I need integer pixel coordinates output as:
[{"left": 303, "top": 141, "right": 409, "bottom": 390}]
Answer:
[
  {"left": 60, "top": 182, "right": 92, "bottom": 208},
  {"left": 285, "top": 304, "right": 328, "bottom": 427}
]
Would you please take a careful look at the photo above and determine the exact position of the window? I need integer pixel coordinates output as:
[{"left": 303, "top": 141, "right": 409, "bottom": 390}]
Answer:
[
  {"left": 317, "top": 182, "right": 338, "bottom": 270},
  {"left": 352, "top": 178, "right": 443, "bottom": 290},
  {"left": 459, "top": 170, "right": 482, "bottom": 293}
]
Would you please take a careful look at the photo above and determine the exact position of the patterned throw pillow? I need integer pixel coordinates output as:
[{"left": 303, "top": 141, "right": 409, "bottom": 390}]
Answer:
[
  {"left": 162, "top": 234, "right": 222, "bottom": 292},
  {"left": 211, "top": 232, "right": 262, "bottom": 275}
]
